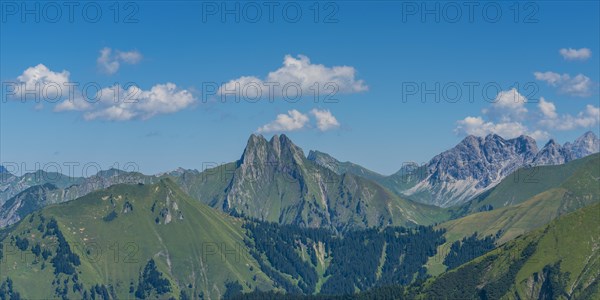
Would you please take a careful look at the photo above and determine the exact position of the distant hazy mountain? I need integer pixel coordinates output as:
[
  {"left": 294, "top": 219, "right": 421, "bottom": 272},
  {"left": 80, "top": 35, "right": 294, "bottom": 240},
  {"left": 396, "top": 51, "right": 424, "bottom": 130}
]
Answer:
[
  {"left": 0, "top": 170, "right": 155, "bottom": 226},
  {"left": 0, "top": 183, "right": 59, "bottom": 227},
  {"left": 0, "top": 170, "right": 84, "bottom": 205}
]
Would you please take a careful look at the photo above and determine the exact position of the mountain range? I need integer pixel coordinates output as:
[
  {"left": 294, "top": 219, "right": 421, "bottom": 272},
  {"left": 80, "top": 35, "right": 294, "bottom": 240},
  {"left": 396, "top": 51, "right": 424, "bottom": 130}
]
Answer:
[
  {"left": 1, "top": 132, "right": 598, "bottom": 228},
  {"left": 170, "top": 134, "right": 446, "bottom": 231},
  {"left": 0, "top": 131, "right": 599, "bottom": 299},
  {"left": 308, "top": 131, "right": 599, "bottom": 207}
]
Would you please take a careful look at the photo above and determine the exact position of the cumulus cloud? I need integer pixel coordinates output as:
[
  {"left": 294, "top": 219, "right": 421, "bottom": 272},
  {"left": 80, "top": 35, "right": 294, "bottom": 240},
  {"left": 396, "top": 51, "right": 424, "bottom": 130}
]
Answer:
[
  {"left": 538, "top": 97, "right": 557, "bottom": 119},
  {"left": 55, "top": 83, "right": 195, "bottom": 121},
  {"left": 455, "top": 88, "right": 599, "bottom": 140},
  {"left": 559, "top": 48, "right": 591, "bottom": 61},
  {"left": 6, "top": 64, "right": 71, "bottom": 101},
  {"left": 455, "top": 116, "right": 534, "bottom": 139},
  {"left": 310, "top": 109, "right": 340, "bottom": 131},
  {"left": 257, "top": 108, "right": 342, "bottom": 133},
  {"left": 8, "top": 63, "right": 193, "bottom": 120},
  {"left": 97, "top": 47, "right": 143, "bottom": 75},
  {"left": 534, "top": 71, "right": 593, "bottom": 97},
  {"left": 458, "top": 88, "right": 535, "bottom": 138},
  {"left": 537, "top": 99, "right": 599, "bottom": 131},
  {"left": 257, "top": 110, "right": 310, "bottom": 133},
  {"left": 218, "top": 55, "right": 367, "bottom": 101},
  {"left": 482, "top": 88, "right": 528, "bottom": 122}
]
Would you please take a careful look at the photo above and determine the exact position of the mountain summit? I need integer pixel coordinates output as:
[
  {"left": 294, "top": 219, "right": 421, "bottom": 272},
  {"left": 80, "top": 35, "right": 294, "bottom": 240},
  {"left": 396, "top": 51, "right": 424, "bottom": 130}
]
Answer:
[
  {"left": 404, "top": 134, "right": 539, "bottom": 206},
  {"left": 175, "top": 134, "right": 445, "bottom": 231},
  {"left": 306, "top": 131, "right": 600, "bottom": 208},
  {"left": 403, "top": 132, "right": 599, "bottom": 207},
  {"left": 532, "top": 131, "right": 599, "bottom": 165}
]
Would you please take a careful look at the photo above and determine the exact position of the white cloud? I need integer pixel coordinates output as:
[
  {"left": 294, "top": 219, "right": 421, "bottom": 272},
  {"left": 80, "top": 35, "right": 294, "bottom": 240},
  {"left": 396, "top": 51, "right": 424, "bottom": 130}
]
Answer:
[
  {"left": 54, "top": 94, "right": 92, "bottom": 112},
  {"left": 455, "top": 89, "right": 553, "bottom": 140},
  {"left": 455, "top": 88, "right": 599, "bottom": 140},
  {"left": 455, "top": 116, "right": 534, "bottom": 139},
  {"left": 218, "top": 55, "right": 367, "bottom": 100},
  {"left": 482, "top": 88, "right": 528, "bottom": 122},
  {"left": 8, "top": 64, "right": 71, "bottom": 101},
  {"left": 538, "top": 97, "right": 557, "bottom": 119},
  {"left": 97, "top": 47, "right": 142, "bottom": 75},
  {"left": 55, "top": 83, "right": 195, "bottom": 121},
  {"left": 559, "top": 48, "right": 592, "bottom": 61},
  {"left": 538, "top": 100, "right": 600, "bottom": 131},
  {"left": 257, "top": 110, "right": 310, "bottom": 133},
  {"left": 534, "top": 71, "right": 593, "bottom": 97},
  {"left": 117, "top": 50, "right": 143, "bottom": 64},
  {"left": 257, "top": 108, "right": 342, "bottom": 133},
  {"left": 534, "top": 71, "right": 569, "bottom": 86},
  {"left": 310, "top": 109, "right": 340, "bottom": 131},
  {"left": 528, "top": 130, "right": 551, "bottom": 140}
]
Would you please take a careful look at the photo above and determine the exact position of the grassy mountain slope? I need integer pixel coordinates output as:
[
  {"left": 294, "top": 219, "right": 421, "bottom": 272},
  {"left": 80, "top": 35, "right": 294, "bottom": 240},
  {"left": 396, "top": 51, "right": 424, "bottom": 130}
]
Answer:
[
  {"left": 422, "top": 203, "right": 600, "bottom": 299},
  {"left": 455, "top": 153, "right": 599, "bottom": 215},
  {"left": 306, "top": 150, "right": 426, "bottom": 199},
  {"left": 225, "top": 203, "right": 600, "bottom": 300},
  {"left": 423, "top": 154, "right": 600, "bottom": 276},
  {"left": 1, "top": 134, "right": 448, "bottom": 232},
  {"left": 306, "top": 150, "right": 387, "bottom": 183},
  {"left": 0, "top": 179, "right": 274, "bottom": 299},
  {"left": 442, "top": 153, "right": 600, "bottom": 244},
  {"left": 0, "top": 170, "right": 157, "bottom": 227}
]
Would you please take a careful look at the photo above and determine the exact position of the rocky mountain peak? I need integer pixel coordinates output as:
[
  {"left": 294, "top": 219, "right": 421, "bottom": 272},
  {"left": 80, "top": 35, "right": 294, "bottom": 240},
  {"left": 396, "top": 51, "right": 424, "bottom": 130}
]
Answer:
[
  {"left": 307, "top": 150, "right": 343, "bottom": 174},
  {"left": 579, "top": 130, "right": 597, "bottom": 140},
  {"left": 513, "top": 135, "right": 539, "bottom": 154},
  {"left": 307, "top": 150, "right": 336, "bottom": 164},
  {"left": 409, "top": 133, "right": 540, "bottom": 207},
  {"left": 532, "top": 139, "right": 568, "bottom": 166},
  {"left": 545, "top": 139, "right": 558, "bottom": 147},
  {"left": 459, "top": 135, "right": 481, "bottom": 147},
  {"left": 484, "top": 133, "right": 503, "bottom": 142},
  {"left": 569, "top": 131, "right": 599, "bottom": 156}
]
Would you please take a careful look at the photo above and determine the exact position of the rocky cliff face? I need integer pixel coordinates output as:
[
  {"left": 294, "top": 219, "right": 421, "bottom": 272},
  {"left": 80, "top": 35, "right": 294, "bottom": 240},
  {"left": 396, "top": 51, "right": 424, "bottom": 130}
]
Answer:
[
  {"left": 405, "top": 131, "right": 599, "bottom": 207},
  {"left": 533, "top": 131, "right": 600, "bottom": 166},
  {"left": 0, "top": 183, "right": 58, "bottom": 227},
  {"left": 0, "top": 171, "right": 84, "bottom": 205},
  {"left": 404, "top": 134, "right": 539, "bottom": 207},
  {"left": 194, "top": 134, "right": 442, "bottom": 231},
  {"left": 566, "top": 131, "right": 600, "bottom": 157}
]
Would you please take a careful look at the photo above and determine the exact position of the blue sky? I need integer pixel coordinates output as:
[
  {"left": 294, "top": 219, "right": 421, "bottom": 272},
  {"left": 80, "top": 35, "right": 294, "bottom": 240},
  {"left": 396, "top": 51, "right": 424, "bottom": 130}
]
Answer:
[{"left": 1, "top": 1, "right": 599, "bottom": 175}]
